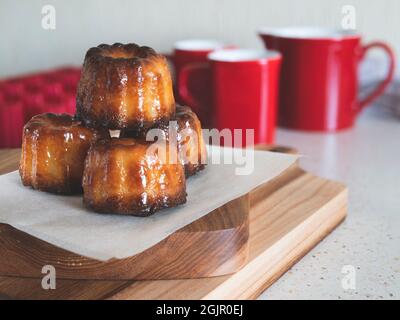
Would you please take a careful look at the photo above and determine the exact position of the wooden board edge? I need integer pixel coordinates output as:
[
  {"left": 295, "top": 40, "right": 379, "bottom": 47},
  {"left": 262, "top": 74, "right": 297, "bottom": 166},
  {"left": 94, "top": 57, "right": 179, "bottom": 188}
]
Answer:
[
  {"left": 0, "top": 193, "right": 250, "bottom": 280},
  {"left": 247, "top": 207, "right": 346, "bottom": 300},
  {"left": 201, "top": 186, "right": 348, "bottom": 300}
]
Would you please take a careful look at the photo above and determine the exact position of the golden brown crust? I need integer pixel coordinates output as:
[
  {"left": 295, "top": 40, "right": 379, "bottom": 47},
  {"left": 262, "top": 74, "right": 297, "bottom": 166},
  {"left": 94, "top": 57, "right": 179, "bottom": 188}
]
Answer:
[
  {"left": 19, "top": 113, "right": 109, "bottom": 194},
  {"left": 76, "top": 43, "right": 175, "bottom": 130},
  {"left": 121, "top": 105, "right": 207, "bottom": 177},
  {"left": 175, "top": 105, "right": 207, "bottom": 176},
  {"left": 82, "top": 138, "right": 187, "bottom": 216}
]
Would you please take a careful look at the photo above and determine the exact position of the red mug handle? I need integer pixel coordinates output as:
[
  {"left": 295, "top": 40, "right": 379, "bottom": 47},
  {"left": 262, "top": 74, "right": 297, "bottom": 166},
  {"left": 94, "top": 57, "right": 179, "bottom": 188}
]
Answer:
[
  {"left": 359, "top": 41, "right": 395, "bottom": 110},
  {"left": 177, "top": 62, "right": 209, "bottom": 110}
]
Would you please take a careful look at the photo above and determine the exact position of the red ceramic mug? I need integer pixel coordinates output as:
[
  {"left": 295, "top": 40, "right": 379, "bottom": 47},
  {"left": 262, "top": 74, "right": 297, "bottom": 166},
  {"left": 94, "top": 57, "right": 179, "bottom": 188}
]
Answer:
[
  {"left": 259, "top": 27, "right": 395, "bottom": 131},
  {"left": 171, "top": 40, "right": 230, "bottom": 127},
  {"left": 179, "top": 48, "right": 282, "bottom": 145}
]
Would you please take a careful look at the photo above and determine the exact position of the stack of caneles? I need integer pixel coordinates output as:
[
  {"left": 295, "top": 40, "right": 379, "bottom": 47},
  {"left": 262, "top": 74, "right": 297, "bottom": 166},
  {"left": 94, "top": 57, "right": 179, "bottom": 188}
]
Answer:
[{"left": 19, "top": 43, "right": 207, "bottom": 216}]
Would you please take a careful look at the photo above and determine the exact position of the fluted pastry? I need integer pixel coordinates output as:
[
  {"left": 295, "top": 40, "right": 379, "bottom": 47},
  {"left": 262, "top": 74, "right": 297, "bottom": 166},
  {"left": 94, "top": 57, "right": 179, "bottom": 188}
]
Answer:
[
  {"left": 76, "top": 43, "right": 175, "bottom": 130},
  {"left": 121, "top": 105, "right": 207, "bottom": 176},
  {"left": 82, "top": 138, "right": 186, "bottom": 216},
  {"left": 19, "top": 113, "right": 109, "bottom": 194}
]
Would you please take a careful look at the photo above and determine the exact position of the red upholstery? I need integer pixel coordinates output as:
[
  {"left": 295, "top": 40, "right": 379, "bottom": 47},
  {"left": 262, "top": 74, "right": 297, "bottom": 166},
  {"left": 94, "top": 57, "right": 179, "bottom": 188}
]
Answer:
[{"left": 0, "top": 67, "right": 81, "bottom": 148}]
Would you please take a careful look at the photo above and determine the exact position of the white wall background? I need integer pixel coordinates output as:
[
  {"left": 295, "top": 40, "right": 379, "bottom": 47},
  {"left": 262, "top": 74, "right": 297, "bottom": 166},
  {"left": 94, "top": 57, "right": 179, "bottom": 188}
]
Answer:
[{"left": 1, "top": 0, "right": 399, "bottom": 78}]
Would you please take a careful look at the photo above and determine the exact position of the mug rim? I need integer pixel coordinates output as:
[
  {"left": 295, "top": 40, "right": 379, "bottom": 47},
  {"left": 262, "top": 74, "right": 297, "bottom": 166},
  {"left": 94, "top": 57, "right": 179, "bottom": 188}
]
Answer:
[
  {"left": 208, "top": 48, "right": 281, "bottom": 62},
  {"left": 258, "top": 26, "right": 360, "bottom": 41},
  {"left": 174, "top": 39, "right": 225, "bottom": 51}
]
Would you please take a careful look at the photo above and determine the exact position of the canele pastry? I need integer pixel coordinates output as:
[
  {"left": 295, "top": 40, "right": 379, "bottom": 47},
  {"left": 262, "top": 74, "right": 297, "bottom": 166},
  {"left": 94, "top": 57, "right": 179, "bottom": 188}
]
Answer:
[
  {"left": 19, "top": 113, "right": 109, "bottom": 194},
  {"left": 82, "top": 138, "right": 186, "bottom": 216},
  {"left": 121, "top": 105, "right": 207, "bottom": 177},
  {"left": 174, "top": 105, "right": 207, "bottom": 176},
  {"left": 76, "top": 43, "right": 175, "bottom": 130}
]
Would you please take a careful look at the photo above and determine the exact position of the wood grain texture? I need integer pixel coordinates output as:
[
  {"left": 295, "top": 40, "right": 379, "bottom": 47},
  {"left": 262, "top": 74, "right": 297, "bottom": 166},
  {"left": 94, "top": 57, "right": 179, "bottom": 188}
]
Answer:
[
  {"left": 0, "top": 196, "right": 249, "bottom": 280},
  {"left": 0, "top": 149, "right": 20, "bottom": 175},
  {"left": 0, "top": 147, "right": 347, "bottom": 299}
]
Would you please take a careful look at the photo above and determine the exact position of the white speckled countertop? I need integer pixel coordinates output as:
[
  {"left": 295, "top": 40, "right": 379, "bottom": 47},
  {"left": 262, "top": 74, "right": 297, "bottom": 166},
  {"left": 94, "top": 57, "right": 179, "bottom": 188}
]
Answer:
[{"left": 259, "top": 92, "right": 400, "bottom": 300}]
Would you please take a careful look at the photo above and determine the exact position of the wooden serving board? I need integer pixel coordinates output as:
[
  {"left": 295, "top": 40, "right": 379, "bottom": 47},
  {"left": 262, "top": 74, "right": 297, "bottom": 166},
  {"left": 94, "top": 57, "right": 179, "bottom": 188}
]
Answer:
[
  {"left": 0, "top": 193, "right": 249, "bottom": 280},
  {"left": 0, "top": 146, "right": 347, "bottom": 299}
]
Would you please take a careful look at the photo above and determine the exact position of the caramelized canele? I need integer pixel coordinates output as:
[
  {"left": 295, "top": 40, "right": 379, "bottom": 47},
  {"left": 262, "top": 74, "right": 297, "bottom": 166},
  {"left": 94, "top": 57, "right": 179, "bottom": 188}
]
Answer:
[
  {"left": 121, "top": 105, "right": 207, "bottom": 176},
  {"left": 82, "top": 138, "right": 186, "bottom": 216},
  {"left": 19, "top": 113, "right": 109, "bottom": 194},
  {"left": 76, "top": 43, "right": 175, "bottom": 130}
]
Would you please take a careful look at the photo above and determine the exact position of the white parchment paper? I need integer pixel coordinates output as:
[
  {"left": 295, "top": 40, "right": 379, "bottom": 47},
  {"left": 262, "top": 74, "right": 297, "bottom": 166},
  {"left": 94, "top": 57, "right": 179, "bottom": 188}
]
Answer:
[{"left": 0, "top": 146, "right": 297, "bottom": 261}]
